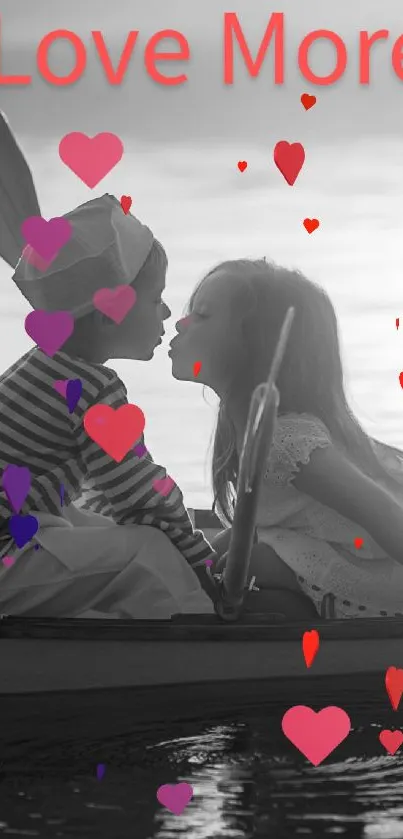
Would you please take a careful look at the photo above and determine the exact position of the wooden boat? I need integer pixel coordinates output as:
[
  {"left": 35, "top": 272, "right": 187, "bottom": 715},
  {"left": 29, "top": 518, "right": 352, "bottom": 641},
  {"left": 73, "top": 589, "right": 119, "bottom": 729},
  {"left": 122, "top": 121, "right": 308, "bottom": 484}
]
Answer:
[
  {"left": 1, "top": 530, "right": 402, "bottom": 761},
  {"left": 1, "top": 323, "right": 402, "bottom": 760}
]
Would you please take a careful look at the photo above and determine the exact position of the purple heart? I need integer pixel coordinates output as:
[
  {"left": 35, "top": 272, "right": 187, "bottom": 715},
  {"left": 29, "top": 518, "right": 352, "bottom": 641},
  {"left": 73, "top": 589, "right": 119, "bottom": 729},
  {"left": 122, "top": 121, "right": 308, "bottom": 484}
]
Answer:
[
  {"left": 21, "top": 216, "right": 72, "bottom": 262},
  {"left": 96, "top": 764, "right": 106, "bottom": 781},
  {"left": 25, "top": 310, "right": 75, "bottom": 356},
  {"left": 133, "top": 443, "right": 147, "bottom": 458},
  {"left": 66, "top": 379, "right": 82, "bottom": 413},
  {"left": 2, "top": 465, "right": 31, "bottom": 514},
  {"left": 9, "top": 514, "right": 39, "bottom": 549}
]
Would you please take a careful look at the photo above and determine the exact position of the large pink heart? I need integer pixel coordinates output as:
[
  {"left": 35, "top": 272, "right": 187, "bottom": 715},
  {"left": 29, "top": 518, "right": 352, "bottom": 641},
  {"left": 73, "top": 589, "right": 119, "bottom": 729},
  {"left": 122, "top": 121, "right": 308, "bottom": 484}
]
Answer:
[
  {"left": 282, "top": 705, "right": 351, "bottom": 766},
  {"left": 93, "top": 286, "right": 136, "bottom": 324},
  {"left": 59, "top": 132, "right": 124, "bottom": 188}
]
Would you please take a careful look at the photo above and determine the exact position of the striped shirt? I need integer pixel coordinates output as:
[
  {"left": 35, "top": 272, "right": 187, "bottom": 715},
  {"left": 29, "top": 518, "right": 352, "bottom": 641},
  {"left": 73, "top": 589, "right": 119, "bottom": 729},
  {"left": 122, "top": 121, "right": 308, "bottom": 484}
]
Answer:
[{"left": 0, "top": 348, "right": 214, "bottom": 565}]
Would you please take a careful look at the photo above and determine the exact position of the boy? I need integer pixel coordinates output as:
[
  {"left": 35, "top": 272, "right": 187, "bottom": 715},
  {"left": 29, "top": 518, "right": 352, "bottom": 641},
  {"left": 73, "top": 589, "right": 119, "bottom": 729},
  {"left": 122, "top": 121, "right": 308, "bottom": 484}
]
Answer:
[{"left": 0, "top": 194, "right": 216, "bottom": 619}]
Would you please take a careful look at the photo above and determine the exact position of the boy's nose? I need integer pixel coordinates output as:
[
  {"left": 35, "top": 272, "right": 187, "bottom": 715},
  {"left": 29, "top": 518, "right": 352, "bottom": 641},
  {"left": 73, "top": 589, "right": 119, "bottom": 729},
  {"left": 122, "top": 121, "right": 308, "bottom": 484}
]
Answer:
[
  {"left": 175, "top": 316, "right": 190, "bottom": 331},
  {"left": 162, "top": 303, "right": 171, "bottom": 319}
]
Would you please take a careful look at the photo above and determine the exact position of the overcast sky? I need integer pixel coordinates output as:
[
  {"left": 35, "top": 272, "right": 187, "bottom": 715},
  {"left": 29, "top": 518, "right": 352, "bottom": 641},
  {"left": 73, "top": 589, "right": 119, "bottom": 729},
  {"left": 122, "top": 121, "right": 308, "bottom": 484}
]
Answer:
[
  {"left": 1, "top": 0, "right": 403, "bottom": 505},
  {"left": 2, "top": 0, "right": 403, "bottom": 143}
]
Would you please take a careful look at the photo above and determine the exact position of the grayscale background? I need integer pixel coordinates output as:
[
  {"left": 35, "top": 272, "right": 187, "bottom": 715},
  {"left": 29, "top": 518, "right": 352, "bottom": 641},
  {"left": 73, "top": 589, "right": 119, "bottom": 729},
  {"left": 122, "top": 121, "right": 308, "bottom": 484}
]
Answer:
[{"left": 1, "top": 0, "right": 402, "bottom": 508}]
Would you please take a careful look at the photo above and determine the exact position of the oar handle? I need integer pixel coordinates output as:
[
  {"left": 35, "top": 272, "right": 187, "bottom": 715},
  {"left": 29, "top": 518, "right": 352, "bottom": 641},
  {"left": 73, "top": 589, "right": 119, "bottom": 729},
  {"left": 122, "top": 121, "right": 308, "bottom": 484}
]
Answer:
[{"left": 214, "top": 307, "right": 295, "bottom": 622}]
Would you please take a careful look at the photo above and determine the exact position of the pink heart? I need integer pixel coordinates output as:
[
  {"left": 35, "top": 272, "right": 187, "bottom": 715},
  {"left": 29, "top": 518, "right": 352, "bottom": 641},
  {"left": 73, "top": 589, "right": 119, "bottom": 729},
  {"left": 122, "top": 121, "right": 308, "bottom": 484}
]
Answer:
[
  {"left": 23, "top": 247, "right": 52, "bottom": 271},
  {"left": 282, "top": 705, "right": 351, "bottom": 766},
  {"left": 21, "top": 216, "right": 72, "bottom": 263},
  {"left": 153, "top": 476, "right": 175, "bottom": 497},
  {"left": 59, "top": 132, "right": 124, "bottom": 188},
  {"left": 93, "top": 286, "right": 136, "bottom": 324},
  {"left": 156, "top": 782, "right": 193, "bottom": 815},
  {"left": 53, "top": 380, "right": 68, "bottom": 397},
  {"left": 2, "top": 556, "right": 16, "bottom": 568},
  {"left": 25, "top": 310, "right": 75, "bottom": 357}
]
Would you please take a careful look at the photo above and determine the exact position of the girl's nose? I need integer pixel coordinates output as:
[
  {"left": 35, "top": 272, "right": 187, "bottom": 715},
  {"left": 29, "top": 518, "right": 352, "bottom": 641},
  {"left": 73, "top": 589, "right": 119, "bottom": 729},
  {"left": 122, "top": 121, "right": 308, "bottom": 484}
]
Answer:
[{"left": 162, "top": 302, "right": 171, "bottom": 319}]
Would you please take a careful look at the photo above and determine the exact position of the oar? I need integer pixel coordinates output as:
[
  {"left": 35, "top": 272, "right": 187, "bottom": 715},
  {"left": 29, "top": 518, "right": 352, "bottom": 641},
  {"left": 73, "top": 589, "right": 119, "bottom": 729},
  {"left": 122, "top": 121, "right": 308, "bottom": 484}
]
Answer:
[
  {"left": 215, "top": 307, "right": 295, "bottom": 622},
  {"left": 0, "top": 111, "right": 41, "bottom": 269}
]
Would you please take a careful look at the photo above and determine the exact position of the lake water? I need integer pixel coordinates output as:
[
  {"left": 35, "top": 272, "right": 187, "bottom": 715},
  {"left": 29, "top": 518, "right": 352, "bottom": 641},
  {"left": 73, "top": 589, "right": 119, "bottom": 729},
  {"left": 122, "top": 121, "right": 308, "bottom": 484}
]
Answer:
[{"left": 1, "top": 714, "right": 403, "bottom": 838}]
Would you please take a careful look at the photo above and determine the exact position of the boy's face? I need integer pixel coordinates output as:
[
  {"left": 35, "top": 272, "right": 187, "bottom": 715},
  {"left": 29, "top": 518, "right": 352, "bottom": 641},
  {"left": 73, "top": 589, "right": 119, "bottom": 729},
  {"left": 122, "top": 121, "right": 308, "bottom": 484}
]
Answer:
[{"left": 99, "top": 264, "right": 171, "bottom": 361}]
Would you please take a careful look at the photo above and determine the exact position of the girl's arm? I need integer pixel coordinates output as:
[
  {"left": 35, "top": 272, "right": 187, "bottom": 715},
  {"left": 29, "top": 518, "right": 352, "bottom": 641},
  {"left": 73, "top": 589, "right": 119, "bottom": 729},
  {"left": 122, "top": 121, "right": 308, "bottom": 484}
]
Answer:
[{"left": 292, "top": 444, "right": 403, "bottom": 565}]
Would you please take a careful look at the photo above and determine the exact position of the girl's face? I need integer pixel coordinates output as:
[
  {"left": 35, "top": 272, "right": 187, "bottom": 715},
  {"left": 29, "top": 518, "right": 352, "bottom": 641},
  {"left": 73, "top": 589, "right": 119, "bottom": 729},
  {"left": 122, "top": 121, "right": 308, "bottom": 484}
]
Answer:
[{"left": 169, "top": 268, "right": 243, "bottom": 393}]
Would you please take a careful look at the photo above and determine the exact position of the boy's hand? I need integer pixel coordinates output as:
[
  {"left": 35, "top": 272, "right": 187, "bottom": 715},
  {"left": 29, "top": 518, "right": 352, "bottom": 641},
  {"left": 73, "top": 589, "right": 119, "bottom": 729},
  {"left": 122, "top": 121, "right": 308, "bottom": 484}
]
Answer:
[{"left": 213, "top": 551, "right": 228, "bottom": 575}]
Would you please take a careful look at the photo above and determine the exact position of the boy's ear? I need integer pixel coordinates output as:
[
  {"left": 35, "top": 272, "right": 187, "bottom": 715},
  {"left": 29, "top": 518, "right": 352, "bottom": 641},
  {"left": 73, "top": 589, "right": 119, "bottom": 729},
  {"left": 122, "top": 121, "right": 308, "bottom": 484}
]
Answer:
[{"left": 93, "top": 309, "right": 116, "bottom": 331}]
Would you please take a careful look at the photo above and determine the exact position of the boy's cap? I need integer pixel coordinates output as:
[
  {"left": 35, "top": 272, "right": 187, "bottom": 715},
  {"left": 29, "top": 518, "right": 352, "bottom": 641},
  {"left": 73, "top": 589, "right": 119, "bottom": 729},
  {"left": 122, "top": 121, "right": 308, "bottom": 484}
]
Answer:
[{"left": 12, "top": 194, "right": 155, "bottom": 319}]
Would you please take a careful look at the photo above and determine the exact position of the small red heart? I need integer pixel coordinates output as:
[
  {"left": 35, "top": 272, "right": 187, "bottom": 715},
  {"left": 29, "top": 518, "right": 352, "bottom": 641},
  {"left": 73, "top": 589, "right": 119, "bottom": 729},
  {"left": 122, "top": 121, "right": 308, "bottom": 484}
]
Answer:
[
  {"left": 385, "top": 666, "right": 403, "bottom": 711},
  {"left": 302, "top": 629, "right": 320, "bottom": 668},
  {"left": 274, "top": 141, "right": 305, "bottom": 186},
  {"left": 120, "top": 195, "right": 132, "bottom": 214},
  {"left": 238, "top": 161, "right": 248, "bottom": 172},
  {"left": 379, "top": 729, "right": 403, "bottom": 755},
  {"left": 354, "top": 537, "right": 364, "bottom": 549},
  {"left": 301, "top": 93, "right": 317, "bottom": 111},
  {"left": 399, "top": 372, "right": 403, "bottom": 389},
  {"left": 193, "top": 361, "right": 202, "bottom": 377},
  {"left": 303, "top": 218, "right": 319, "bottom": 234}
]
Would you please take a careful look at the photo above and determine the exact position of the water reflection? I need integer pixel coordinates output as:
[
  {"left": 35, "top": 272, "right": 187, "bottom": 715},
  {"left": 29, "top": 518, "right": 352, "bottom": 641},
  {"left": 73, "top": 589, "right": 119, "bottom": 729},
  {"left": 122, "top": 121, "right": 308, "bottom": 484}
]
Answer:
[{"left": 0, "top": 718, "right": 402, "bottom": 839}]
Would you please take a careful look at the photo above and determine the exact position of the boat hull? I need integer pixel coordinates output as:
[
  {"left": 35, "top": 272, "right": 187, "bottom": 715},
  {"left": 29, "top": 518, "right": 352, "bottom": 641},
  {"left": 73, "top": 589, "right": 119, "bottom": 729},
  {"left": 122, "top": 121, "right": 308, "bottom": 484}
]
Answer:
[{"left": 1, "top": 614, "right": 402, "bottom": 763}]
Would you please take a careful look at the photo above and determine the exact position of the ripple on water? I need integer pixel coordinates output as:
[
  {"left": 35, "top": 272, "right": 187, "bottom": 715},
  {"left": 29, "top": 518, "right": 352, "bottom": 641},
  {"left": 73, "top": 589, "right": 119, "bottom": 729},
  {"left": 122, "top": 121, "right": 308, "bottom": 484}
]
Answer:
[{"left": 0, "top": 717, "right": 402, "bottom": 839}]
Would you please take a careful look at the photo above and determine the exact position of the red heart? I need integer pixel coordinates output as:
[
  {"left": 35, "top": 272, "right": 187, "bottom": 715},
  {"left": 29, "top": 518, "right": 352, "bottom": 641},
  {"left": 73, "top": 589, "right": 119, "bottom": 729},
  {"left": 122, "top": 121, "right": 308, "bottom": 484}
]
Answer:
[
  {"left": 379, "top": 729, "right": 403, "bottom": 755},
  {"left": 301, "top": 93, "right": 317, "bottom": 111},
  {"left": 238, "top": 161, "right": 248, "bottom": 172},
  {"left": 385, "top": 666, "right": 403, "bottom": 711},
  {"left": 84, "top": 404, "right": 145, "bottom": 463},
  {"left": 354, "top": 537, "right": 364, "bottom": 549},
  {"left": 303, "top": 218, "right": 319, "bottom": 234},
  {"left": 274, "top": 141, "right": 305, "bottom": 186},
  {"left": 399, "top": 372, "right": 403, "bottom": 389},
  {"left": 120, "top": 195, "right": 132, "bottom": 214},
  {"left": 193, "top": 361, "right": 202, "bottom": 377},
  {"left": 302, "top": 629, "right": 320, "bottom": 668}
]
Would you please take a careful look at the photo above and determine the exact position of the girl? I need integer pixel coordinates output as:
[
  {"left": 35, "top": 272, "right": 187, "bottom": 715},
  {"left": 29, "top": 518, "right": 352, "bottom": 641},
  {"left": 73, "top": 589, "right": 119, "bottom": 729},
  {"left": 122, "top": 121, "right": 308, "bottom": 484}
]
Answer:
[
  {"left": 0, "top": 114, "right": 216, "bottom": 619},
  {"left": 169, "top": 258, "right": 403, "bottom": 620}
]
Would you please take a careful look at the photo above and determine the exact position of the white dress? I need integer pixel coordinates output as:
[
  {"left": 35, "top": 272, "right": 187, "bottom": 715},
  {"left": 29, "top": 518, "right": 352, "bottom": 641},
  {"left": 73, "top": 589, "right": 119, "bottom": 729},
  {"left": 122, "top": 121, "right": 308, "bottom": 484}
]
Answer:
[{"left": 256, "top": 413, "right": 403, "bottom": 619}]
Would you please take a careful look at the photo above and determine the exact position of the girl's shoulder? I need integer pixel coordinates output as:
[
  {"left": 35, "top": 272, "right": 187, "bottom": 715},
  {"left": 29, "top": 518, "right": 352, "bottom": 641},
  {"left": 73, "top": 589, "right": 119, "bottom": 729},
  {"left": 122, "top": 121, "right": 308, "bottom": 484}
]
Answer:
[
  {"left": 265, "top": 412, "right": 333, "bottom": 487},
  {"left": 276, "top": 411, "right": 332, "bottom": 444}
]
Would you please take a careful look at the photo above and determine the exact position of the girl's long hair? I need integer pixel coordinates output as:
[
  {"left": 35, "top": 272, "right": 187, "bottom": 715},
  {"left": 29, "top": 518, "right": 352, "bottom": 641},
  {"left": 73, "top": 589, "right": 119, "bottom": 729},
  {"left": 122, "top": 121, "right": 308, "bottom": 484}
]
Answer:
[{"left": 185, "top": 258, "right": 403, "bottom": 526}]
